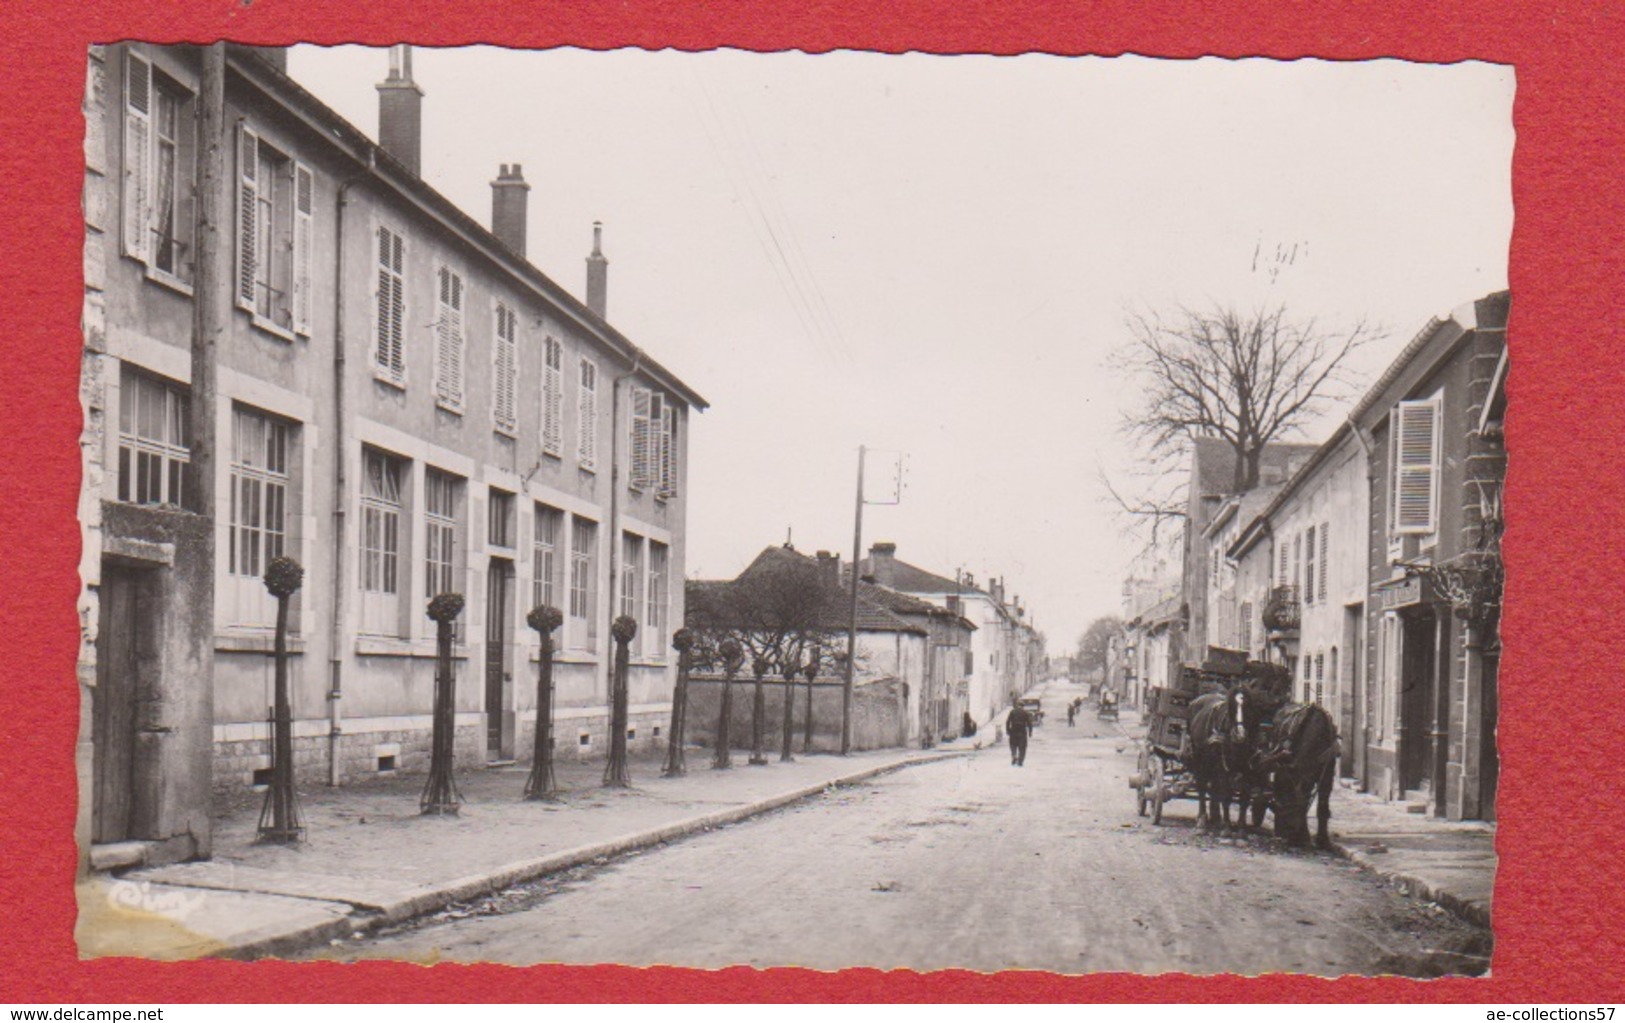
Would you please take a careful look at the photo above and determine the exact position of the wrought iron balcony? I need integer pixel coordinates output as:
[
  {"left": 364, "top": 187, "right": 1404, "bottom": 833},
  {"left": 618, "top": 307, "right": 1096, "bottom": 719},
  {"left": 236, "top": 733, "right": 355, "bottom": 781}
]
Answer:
[{"left": 1261, "top": 584, "right": 1301, "bottom": 632}]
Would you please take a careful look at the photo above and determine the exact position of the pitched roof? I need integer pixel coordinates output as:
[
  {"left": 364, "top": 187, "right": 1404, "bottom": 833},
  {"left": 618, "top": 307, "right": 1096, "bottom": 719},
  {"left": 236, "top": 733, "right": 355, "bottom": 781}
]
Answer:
[
  {"left": 856, "top": 555, "right": 986, "bottom": 597},
  {"left": 1191, "top": 437, "right": 1319, "bottom": 500},
  {"left": 688, "top": 545, "right": 927, "bottom": 635}
]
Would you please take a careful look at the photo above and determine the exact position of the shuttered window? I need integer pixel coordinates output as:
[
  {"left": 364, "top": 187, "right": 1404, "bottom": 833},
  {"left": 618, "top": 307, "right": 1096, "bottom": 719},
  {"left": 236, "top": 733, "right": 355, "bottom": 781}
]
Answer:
[
  {"left": 577, "top": 358, "right": 598, "bottom": 470},
  {"left": 1277, "top": 538, "right": 1289, "bottom": 585},
  {"left": 1392, "top": 397, "right": 1442, "bottom": 535},
  {"left": 1239, "top": 601, "right": 1253, "bottom": 653},
  {"left": 434, "top": 265, "right": 466, "bottom": 412},
  {"left": 493, "top": 302, "right": 518, "bottom": 435},
  {"left": 1304, "top": 525, "right": 1316, "bottom": 605},
  {"left": 628, "top": 386, "right": 654, "bottom": 490},
  {"left": 124, "top": 50, "right": 196, "bottom": 283},
  {"left": 542, "top": 337, "right": 564, "bottom": 456},
  {"left": 375, "top": 225, "right": 405, "bottom": 383},
  {"left": 1318, "top": 521, "right": 1329, "bottom": 602},
  {"left": 292, "top": 165, "right": 313, "bottom": 336},
  {"left": 235, "top": 125, "right": 299, "bottom": 331},
  {"left": 569, "top": 516, "right": 599, "bottom": 646},
  {"left": 659, "top": 401, "right": 678, "bottom": 499}
]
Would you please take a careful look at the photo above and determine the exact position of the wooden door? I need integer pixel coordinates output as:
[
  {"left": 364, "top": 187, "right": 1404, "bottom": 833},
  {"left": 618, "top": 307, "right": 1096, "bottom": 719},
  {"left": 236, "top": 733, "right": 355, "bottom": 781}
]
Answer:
[
  {"left": 485, "top": 559, "right": 512, "bottom": 759},
  {"left": 93, "top": 564, "right": 142, "bottom": 843},
  {"left": 1399, "top": 609, "right": 1436, "bottom": 792}
]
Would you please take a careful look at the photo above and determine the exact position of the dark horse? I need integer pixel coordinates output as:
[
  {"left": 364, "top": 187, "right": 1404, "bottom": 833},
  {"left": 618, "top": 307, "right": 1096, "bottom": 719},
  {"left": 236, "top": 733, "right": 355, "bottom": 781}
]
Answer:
[
  {"left": 1259, "top": 701, "right": 1340, "bottom": 848},
  {"left": 1182, "top": 686, "right": 1261, "bottom": 833}
]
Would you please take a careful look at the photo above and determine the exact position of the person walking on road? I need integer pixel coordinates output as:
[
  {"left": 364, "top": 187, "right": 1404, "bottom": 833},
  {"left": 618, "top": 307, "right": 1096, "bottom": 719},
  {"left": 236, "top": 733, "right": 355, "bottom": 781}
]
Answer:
[
  {"left": 1007, "top": 698, "right": 1034, "bottom": 766},
  {"left": 1066, "top": 702, "right": 1076, "bottom": 727}
]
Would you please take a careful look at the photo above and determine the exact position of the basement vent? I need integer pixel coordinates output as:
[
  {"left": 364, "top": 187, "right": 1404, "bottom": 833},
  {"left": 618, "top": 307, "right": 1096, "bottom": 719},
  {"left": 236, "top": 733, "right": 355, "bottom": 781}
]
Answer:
[
  {"left": 377, "top": 755, "right": 397, "bottom": 773},
  {"left": 578, "top": 733, "right": 591, "bottom": 747},
  {"left": 627, "top": 728, "right": 636, "bottom": 741},
  {"left": 653, "top": 726, "right": 661, "bottom": 738},
  {"left": 251, "top": 767, "right": 274, "bottom": 787}
]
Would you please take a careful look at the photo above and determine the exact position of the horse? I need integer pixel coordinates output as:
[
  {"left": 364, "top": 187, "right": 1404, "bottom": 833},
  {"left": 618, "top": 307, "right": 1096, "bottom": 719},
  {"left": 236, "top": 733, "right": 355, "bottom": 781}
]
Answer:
[
  {"left": 1181, "top": 686, "right": 1256, "bottom": 833},
  {"left": 1258, "top": 701, "right": 1340, "bottom": 848}
]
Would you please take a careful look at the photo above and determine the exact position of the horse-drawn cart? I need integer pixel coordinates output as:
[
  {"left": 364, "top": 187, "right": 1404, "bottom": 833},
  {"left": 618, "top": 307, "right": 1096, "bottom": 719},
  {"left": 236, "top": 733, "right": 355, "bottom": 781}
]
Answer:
[
  {"left": 1097, "top": 690, "right": 1119, "bottom": 722},
  {"left": 1130, "top": 685, "right": 1194, "bottom": 824}
]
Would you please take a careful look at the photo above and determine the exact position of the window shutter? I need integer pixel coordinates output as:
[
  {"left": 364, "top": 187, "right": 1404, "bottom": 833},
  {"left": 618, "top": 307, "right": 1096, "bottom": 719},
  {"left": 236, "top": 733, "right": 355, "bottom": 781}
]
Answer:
[
  {"left": 1318, "top": 521, "right": 1329, "bottom": 602},
  {"left": 493, "top": 303, "right": 517, "bottom": 434},
  {"left": 122, "top": 50, "right": 153, "bottom": 262},
  {"left": 1304, "top": 525, "right": 1316, "bottom": 604},
  {"left": 1277, "top": 539, "right": 1288, "bottom": 586},
  {"left": 543, "top": 338, "right": 563, "bottom": 455},
  {"left": 292, "top": 163, "right": 314, "bottom": 335},
  {"left": 1393, "top": 397, "right": 1441, "bottom": 534},
  {"left": 659, "top": 401, "right": 677, "bottom": 498},
  {"left": 434, "top": 266, "right": 465, "bottom": 410},
  {"left": 578, "top": 359, "right": 598, "bottom": 469},
  {"left": 375, "top": 226, "right": 405, "bottom": 381},
  {"left": 629, "top": 386, "right": 652, "bottom": 489},
  {"left": 236, "top": 124, "right": 259, "bottom": 310}
]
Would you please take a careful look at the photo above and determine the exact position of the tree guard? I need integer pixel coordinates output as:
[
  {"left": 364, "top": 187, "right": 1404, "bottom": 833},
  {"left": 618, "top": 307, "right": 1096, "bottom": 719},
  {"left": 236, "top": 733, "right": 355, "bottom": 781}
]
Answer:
[
  {"left": 257, "top": 557, "right": 305, "bottom": 844},
  {"left": 603, "top": 615, "right": 637, "bottom": 787},
  {"left": 714, "top": 639, "right": 743, "bottom": 769},
  {"left": 749, "top": 655, "right": 771, "bottom": 766},
  {"left": 524, "top": 605, "right": 564, "bottom": 800},
  {"left": 663, "top": 628, "right": 694, "bottom": 777},
  {"left": 421, "top": 592, "right": 465, "bottom": 815}
]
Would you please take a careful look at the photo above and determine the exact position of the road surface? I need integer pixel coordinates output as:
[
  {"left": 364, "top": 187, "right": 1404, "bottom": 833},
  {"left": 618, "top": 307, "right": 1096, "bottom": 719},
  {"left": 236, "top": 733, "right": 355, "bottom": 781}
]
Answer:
[{"left": 307, "top": 683, "right": 1489, "bottom": 976}]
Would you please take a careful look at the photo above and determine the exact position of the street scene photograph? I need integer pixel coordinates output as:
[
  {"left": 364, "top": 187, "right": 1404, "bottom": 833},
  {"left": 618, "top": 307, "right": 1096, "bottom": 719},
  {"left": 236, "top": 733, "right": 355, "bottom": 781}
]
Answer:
[{"left": 73, "top": 43, "right": 1511, "bottom": 976}]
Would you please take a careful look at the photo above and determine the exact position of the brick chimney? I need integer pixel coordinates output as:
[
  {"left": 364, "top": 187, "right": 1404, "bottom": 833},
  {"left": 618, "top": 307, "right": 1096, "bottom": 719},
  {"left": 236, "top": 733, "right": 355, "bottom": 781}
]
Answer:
[
  {"left": 586, "top": 221, "right": 608, "bottom": 318},
  {"left": 869, "top": 542, "right": 898, "bottom": 587},
  {"left": 815, "top": 551, "right": 841, "bottom": 590},
  {"left": 490, "top": 164, "right": 530, "bottom": 257},
  {"left": 376, "top": 44, "right": 424, "bottom": 177}
]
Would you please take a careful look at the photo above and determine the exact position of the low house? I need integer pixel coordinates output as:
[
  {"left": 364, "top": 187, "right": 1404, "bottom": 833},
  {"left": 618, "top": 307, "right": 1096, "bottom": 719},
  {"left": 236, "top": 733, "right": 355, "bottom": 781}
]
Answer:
[{"left": 684, "top": 544, "right": 976, "bottom": 751}]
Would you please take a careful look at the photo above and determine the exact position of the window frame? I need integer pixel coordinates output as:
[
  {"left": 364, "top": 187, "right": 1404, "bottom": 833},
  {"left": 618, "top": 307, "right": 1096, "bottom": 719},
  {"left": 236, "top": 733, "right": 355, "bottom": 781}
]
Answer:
[
  {"left": 492, "top": 301, "right": 519, "bottom": 437},
  {"left": 542, "top": 336, "right": 565, "bottom": 457},
  {"left": 577, "top": 357, "right": 598, "bottom": 471},
  {"left": 225, "top": 404, "right": 294, "bottom": 630},
  {"left": 235, "top": 122, "right": 304, "bottom": 340},
  {"left": 358, "top": 447, "right": 406, "bottom": 637},
  {"left": 433, "top": 262, "right": 467, "bottom": 413},
  {"left": 116, "top": 366, "right": 190, "bottom": 508},
  {"left": 122, "top": 49, "right": 197, "bottom": 290},
  {"left": 568, "top": 516, "right": 599, "bottom": 648},
  {"left": 374, "top": 223, "right": 407, "bottom": 387},
  {"left": 532, "top": 503, "right": 562, "bottom": 613}
]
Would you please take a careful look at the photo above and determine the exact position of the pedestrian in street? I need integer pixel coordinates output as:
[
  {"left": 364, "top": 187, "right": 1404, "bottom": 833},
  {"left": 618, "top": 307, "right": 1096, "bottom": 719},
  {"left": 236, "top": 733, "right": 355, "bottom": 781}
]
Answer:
[
  {"left": 1066, "top": 702, "right": 1076, "bottom": 727},
  {"left": 1006, "top": 700, "right": 1033, "bottom": 766}
]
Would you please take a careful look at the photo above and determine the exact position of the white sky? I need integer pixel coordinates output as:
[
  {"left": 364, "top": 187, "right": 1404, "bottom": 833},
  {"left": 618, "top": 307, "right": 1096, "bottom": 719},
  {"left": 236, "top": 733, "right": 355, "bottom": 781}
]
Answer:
[{"left": 288, "top": 46, "right": 1513, "bottom": 651}]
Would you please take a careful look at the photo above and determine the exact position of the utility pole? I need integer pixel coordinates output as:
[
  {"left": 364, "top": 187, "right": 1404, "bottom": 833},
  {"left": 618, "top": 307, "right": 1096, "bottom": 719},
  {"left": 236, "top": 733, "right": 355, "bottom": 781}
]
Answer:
[{"left": 841, "top": 446, "right": 865, "bottom": 755}]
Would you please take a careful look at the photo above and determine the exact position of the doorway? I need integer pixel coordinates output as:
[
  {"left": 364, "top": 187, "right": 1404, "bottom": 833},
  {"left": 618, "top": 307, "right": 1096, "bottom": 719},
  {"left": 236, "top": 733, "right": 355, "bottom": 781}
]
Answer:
[
  {"left": 1398, "top": 608, "right": 1437, "bottom": 794},
  {"left": 94, "top": 563, "right": 149, "bottom": 843},
  {"left": 485, "top": 558, "right": 515, "bottom": 761}
]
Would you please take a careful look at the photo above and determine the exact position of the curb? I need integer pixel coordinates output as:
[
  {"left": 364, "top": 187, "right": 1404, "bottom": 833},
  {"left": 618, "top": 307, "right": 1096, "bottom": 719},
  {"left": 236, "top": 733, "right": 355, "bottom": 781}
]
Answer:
[
  {"left": 225, "top": 749, "right": 971, "bottom": 960},
  {"left": 1326, "top": 840, "right": 1492, "bottom": 930}
]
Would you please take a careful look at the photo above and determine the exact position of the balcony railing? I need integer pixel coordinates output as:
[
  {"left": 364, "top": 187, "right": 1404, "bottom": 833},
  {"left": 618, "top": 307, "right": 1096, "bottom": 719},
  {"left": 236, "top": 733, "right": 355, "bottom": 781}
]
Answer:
[{"left": 1261, "top": 584, "right": 1301, "bottom": 632}]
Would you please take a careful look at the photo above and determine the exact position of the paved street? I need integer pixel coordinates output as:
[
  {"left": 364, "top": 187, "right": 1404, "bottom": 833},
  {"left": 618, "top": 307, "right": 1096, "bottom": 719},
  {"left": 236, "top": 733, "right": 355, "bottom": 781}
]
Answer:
[{"left": 306, "top": 683, "right": 1489, "bottom": 976}]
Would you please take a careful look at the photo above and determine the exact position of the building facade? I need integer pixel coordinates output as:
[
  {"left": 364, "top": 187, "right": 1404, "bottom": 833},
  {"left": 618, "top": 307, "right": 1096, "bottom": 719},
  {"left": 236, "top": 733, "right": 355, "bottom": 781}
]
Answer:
[
  {"left": 1355, "top": 294, "right": 1506, "bottom": 820},
  {"left": 79, "top": 44, "right": 705, "bottom": 867}
]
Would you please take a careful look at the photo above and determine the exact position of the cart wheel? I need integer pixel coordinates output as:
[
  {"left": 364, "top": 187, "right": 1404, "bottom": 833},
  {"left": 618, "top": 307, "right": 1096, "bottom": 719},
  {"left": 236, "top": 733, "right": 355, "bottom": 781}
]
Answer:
[
  {"left": 1149, "top": 754, "right": 1166, "bottom": 825},
  {"left": 1135, "top": 748, "right": 1150, "bottom": 817}
]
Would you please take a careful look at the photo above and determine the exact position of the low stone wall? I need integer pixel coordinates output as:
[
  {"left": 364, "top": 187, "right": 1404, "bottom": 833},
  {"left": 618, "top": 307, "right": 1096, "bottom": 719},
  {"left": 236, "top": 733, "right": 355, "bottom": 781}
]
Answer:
[
  {"left": 684, "top": 676, "right": 906, "bottom": 752},
  {"left": 213, "top": 709, "right": 675, "bottom": 792}
]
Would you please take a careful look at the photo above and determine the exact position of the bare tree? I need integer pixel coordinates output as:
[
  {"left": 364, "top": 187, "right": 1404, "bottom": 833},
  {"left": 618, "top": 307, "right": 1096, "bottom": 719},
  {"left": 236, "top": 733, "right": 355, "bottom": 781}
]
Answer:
[
  {"left": 687, "top": 550, "right": 844, "bottom": 761},
  {"left": 1117, "top": 303, "right": 1373, "bottom": 493},
  {"left": 1075, "top": 615, "right": 1125, "bottom": 679}
]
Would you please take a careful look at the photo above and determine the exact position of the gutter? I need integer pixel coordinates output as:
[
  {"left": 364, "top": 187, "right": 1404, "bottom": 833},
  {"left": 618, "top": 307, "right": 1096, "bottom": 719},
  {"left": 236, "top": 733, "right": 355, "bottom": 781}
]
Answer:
[{"left": 326, "top": 147, "right": 378, "bottom": 786}]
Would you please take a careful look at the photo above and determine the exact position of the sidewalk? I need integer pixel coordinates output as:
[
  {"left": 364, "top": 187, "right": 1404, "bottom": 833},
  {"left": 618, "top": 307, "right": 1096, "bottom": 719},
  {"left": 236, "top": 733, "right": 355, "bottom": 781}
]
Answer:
[
  {"left": 77, "top": 741, "right": 980, "bottom": 960},
  {"left": 1123, "top": 709, "right": 1495, "bottom": 929}
]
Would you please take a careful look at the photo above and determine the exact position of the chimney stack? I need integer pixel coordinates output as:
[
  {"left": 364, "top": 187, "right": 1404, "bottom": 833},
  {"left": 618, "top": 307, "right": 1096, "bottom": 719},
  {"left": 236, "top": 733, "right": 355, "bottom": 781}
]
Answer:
[
  {"left": 490, "top": 164, "right": 530, "bottom": 257},
  {"left": 815, "top": 551, "right": 840, "bottom": 590},
  {"left": 376, "top": 44, "right": 424, "bottom": 177},
  {"left": 586, "top": 222, "right": 609, "bottom": 318},
  {"left": 869, "top": 542, "right": 898, "bottom": 587}
]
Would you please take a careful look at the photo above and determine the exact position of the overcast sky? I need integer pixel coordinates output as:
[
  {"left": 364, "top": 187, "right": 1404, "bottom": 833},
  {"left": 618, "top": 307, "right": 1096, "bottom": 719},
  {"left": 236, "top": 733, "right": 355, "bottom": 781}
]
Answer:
[{"left": 287, "top": 46, "right": 1513, "bottom": 650}]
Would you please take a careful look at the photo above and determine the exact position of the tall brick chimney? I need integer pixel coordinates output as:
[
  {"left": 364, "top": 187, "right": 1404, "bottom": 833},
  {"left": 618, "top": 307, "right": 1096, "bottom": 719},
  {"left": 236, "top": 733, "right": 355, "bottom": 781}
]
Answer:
[
  {"left": 376, "top": 44, "right": 423, "bottom": 177},
  {"left": 816, "top": 551, "right": 841, "bottom": 590},
  {"left": 586, "top": 221, "right": 608, "bottom": 318},
  {"left": 490, "top": 164, "right": 530, "bottom": 257},
  {"left": 869, "top": 542, "right": 898, "bottom": 587}
]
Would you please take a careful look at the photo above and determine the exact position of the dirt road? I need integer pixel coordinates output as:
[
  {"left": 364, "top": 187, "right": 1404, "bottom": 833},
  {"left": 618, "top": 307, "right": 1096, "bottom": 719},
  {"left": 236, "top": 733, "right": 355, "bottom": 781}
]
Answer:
[{"left": 307, "top": 684, "right": 1489, "bottom": 976}]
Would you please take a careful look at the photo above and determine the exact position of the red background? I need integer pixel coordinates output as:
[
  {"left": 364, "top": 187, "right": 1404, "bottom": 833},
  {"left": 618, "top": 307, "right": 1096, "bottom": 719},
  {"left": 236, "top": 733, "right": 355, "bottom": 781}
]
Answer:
[{"left": 2, "top": 0, "right": 1621, "bottom": 1003}]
